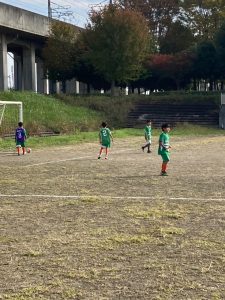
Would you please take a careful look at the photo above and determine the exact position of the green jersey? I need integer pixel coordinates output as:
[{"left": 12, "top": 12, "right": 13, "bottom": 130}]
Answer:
[
  {"left": 99, "top": 127, "right": 111, "bottom": 147},
  {"left": 158, "top": 132, "right": 170, "bottom": 155},
  {"left": 144, "top": 125, "right": 151, "bottom": 139}
]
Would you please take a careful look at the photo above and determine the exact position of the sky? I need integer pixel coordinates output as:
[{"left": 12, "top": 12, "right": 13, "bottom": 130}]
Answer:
[{"left": 1, "top": 0, "right": 108, "bottom": 28}]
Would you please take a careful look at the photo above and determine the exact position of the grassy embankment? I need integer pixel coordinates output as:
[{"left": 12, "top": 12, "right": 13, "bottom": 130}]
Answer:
[{"left": 0, "top": 91, "right": 224, "bottom": 150}]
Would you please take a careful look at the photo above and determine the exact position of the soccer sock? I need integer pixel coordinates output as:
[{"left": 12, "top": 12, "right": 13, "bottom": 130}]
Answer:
[
  {"left": 22, "top": 147, "right": 25, "bottom": 155},
  {"left": 99, "top": 147, "right": 103, "bottom": 157},
  {"left": 105, "top": 148, "right": 108, "bottom": 157},
  {"left": 17, "top": 147, "right": 20, "bottom": 155},
  {"left": 162, "top": 163, "right": 167, "bottom": 172}
]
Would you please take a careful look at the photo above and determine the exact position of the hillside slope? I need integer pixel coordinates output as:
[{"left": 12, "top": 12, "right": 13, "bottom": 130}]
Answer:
[{"left": 0, "top": 92, "right": 102, "bottom": 135}]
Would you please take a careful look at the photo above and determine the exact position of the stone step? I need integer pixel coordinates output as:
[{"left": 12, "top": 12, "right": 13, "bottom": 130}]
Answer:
[{"left": 126, "top": 102, "right": 219, "bottom": 128}]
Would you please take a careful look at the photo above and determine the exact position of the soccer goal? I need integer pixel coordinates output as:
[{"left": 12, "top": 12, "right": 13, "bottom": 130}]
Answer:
[{"left": 0, "top": 101, "right": 23, "bottom": 137}]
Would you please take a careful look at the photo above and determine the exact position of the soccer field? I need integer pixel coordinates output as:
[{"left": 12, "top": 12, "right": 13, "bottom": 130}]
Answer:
[{"left": 0, "top": 136, "right": 225, "bottom": 299}]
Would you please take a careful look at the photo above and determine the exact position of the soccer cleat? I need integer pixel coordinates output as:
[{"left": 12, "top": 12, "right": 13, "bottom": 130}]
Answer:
[
  {"left": 147, "top": 150, "right": 152, "bottom": 153},
  {"left": 98, "top": 156, "right": 101, "bottom": 159},
  {"left": 141, "top": 146, "right": 144, "bottom": 152},
  {"left": 105, "top": 157, "right": 108, "bottom": 160},
  {"left": 161, "top": 171, "right": 168, "bottom": 176}
]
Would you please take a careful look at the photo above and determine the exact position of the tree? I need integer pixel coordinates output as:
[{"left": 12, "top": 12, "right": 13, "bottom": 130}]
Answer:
[
  {"left": 193, "top": 41, "right": 218, "bottom": 90},
  {"left": 159, "top": 21, "right": 195, "bottom": 54},
  {"left": 143, "top": 51, "right": 194, "bottom": 90},
  {"left": 215, "top": 21, "right": 225, "bottom": 88},
  {"left": 181, "top": 0, "right": 225, "bottom": 41},
  {"left": 74, "top": 58, "right": 111, "bottom": 92},
  {"left": 81, "top": 4, "right": 150, "bottom": 95},
  {"left": 43, "top": 20, "right": 80, "bottom": 84},
  {"left": 117, "top": 0, "right": 180, "bottom": 44}
]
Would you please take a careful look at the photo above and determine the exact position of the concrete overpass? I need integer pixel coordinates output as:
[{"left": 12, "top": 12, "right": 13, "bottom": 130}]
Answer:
[{"left": 0, "top": 2, "right": 82, "bottom": 93}]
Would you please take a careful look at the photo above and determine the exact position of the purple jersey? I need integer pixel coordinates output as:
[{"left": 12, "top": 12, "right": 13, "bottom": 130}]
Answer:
[{"left": 15, "top": 127, "right": 26, "bottom": 142}]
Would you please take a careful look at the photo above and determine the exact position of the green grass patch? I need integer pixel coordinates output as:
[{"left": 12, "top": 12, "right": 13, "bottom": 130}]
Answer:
[
  {"left": 124, "top": 206, "right": 184, "bottom": 220},
  {"left": 170, "top": 123, "right": 224, "bottom": 136},
  {"left": 3, "top": 286, "right": 49, "bottom": 300},
  {"left": 160, "top": 227, "right": 185, "bottom": 236},
  {"left": 0, "top": 91, "right": 223, "bottom": 143},
  {"left": 0, "top": 91, "right": 102, "bottom": 134},
  {"left": 58, "top": 90, "right": 220, "bottom": 106},
  {"left": 57, "top": 94, "right": 135, "bottom": 128},
  {"left": 0, "top": 125, "right": 224, "bottom": 151},
  {"left": 136, "top": 91, "right": 220, "bottom": 105}
]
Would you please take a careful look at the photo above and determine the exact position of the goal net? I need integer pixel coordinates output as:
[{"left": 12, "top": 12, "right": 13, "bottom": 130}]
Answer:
[{"left": 0, "top": 101, "right": 23, "bottom": 137}]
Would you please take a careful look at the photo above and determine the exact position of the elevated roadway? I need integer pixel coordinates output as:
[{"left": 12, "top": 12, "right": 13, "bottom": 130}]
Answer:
[{"left": 0, "top": 2, "right": 81, "bottom": 93}]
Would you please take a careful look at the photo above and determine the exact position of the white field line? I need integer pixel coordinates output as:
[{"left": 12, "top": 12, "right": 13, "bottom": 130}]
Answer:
[
  {"left": 23, "top": 155, "right": 93, "bottom": 167},
  {"left": 0, "top": 194, "right": 225, "bottom": 202},
  {"left": 23, "top": 148, "right": 135, "bottom": 168}
]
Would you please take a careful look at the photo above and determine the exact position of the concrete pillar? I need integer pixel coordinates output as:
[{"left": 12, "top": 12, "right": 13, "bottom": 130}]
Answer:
[
  {"left": 56, "top": 81, "right": 60, "bottom": 94},
  {"left": 219, "top": 105, "right": 225, "bottom": 129},
  {"left": 23, "top": 44, "right": 35, "bottom": 91},
  {"left": 36, "top": 59, "right": 45, "bottom": 93},
  {"left": 0, "top": 33, "right": 8, "bottom": 91},
  {"left": 44, "top": 77, "right": 49, "bottom": 94},
  {"left": 14, "top": 54, "right": 23, "bottom": 90},
  {"left": 76, "top": 80, "right": 80, "bottom": 94},
  {"left": 49, "top": 80, "right": 55, "bottom": 94},
  {"left": 65, "top": 78, "right": 77, "bottom": 94}
]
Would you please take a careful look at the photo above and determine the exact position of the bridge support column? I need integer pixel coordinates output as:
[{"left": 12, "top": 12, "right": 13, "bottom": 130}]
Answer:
[
  {"left": 75, "top": 80, "right": 80, "bottom": 94},
  {"left": 56, "top": 81, "right": 61, "bottom": 94},
  {"left": 14, "top": 54, "right": 23, "bottom": 91},
  {"left": 23, "top": 44, "right": 35, "bottom": 91},
  {"left": 36, "top": 59, "right": 45, "bottom": 93},
  {"left": 0, "top": 33, "right": 8, "bottom": 91}
]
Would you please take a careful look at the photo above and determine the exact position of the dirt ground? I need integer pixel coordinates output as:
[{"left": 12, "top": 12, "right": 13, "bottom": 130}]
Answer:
[{"left": 0, "top": 135, "right": 225, "bottom": 300}]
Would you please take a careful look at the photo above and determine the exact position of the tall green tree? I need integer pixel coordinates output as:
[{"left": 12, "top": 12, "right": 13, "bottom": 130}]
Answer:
[
  {"left": 117, "top": 0, "right": 180, "bottom": 43},
  {"left": 215, "top": 21, "right": 225, "bottom": 87},
  {"left": 81, "top": 4, "right": 151, "bottom": 95},
  {"left": 181, "top": 0, "right": 225, "bottom": 41},
  {"left": 159, "top": 21, "right": 195, "bottom": 54},
  {"left": 193, "top": 41, "right": 218, "bottom": 90},
  {"left": 43, "top": 21, "right": 80, "bottom": 83}
]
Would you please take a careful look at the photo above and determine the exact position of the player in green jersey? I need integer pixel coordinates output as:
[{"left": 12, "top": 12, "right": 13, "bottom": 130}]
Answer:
[
  {"left": 98, "top": 122, "right": 113, "bottom": 160},
  {"left": 142, "top": 120, "right": 152, "bottom": 153},
  {"left": 158, "top": 123, "right": 171, "bottom": 176}
]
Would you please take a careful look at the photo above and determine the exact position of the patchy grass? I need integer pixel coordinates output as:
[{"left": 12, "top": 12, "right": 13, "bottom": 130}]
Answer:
[
  {"left": 0, "top": 123, "right": 224, "bottom": 151},
  {"left": 160, "top": 227, "right": 185, "bottom": 236},
  {"left": 0, "top": 136, "right": 225, "bottom": 299},
  {"left": 124, "top": 205, "right": 185, "bottom": 220}
]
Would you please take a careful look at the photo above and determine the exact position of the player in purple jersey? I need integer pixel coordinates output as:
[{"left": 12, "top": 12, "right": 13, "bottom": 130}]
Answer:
[{"left": 15, "top": 122, "right": 27, "bottom": 155}]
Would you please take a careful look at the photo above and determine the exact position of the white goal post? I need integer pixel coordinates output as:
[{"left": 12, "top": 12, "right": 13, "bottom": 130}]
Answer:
[{"left": 0, "top": 101, "right": 23, "bottom": 127}]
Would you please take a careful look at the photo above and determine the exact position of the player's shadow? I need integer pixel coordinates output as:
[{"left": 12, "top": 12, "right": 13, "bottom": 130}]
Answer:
[
  {"left": 0, "top": 152, "right": 17, "bottom": 156},
  {"left": 117, "top": 174, "right": 159, "bottom": 179}
]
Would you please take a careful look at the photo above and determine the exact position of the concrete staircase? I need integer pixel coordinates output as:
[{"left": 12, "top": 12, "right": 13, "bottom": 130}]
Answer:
[{"left": 127, "top": 103, "right": 219, "bottom": 128}]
